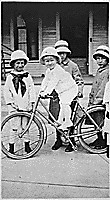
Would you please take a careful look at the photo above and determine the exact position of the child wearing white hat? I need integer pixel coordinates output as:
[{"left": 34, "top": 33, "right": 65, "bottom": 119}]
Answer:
[
  {"left": 52, "top": 40, "right": 84, "bottom": 152},
  {"left": 4, "top": 50, "right": 36, "bottom": 154},
  {"left": 88, "top": 45, "right": 109, "bottom": 149},
  {"left": 39, "top": 47, "right": 78, "bottom": 151}
]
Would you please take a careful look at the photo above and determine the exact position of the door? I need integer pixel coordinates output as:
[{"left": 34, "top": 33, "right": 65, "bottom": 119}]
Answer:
[{"left": 60, "top": 3, "right": 89, "bottom": 74}]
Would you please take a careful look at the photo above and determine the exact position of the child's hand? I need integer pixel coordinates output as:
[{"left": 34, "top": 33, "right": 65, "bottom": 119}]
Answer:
[
  {"left": 31, "top": 102, "right": 35, "bottom": 110},
  {"left": 77, "top": 92, "right": 83, "bottom": 98},
  {"left": 11, "top": 103, "right": 18, "bottom": 110},
  {"left": 40, "top": 91, "right": 47, "bottom": 98}
]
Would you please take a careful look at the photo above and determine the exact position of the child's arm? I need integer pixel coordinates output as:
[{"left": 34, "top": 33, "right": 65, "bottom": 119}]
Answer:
[
  {"left": 40, "top": 69, "right": 49, "bottom": 92},
  {"left": 43, "top": 71, "right": 59, "bottom": 95},
  {"left": 93, "top": 75, "right": 109, "bottom": 105},
  {"left": 28, "top": 74, "right": 36, "bottom": 103},
  {"left": 4, "top": 75, "right": 18, "bottom": 110},
  {"left": 4, "top": 75, "right": 14, "bottom": 105}
]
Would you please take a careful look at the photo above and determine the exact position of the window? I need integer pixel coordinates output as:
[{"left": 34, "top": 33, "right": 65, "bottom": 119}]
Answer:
[
  {"left": 17, "top": 15, "right": 27, "bottom": 54},
  {"left": 17, "top": 15, "right": 38, "bottom": 60}
]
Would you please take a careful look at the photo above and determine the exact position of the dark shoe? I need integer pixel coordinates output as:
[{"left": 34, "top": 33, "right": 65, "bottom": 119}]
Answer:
[
  {"left": 95, "top": 140, "right": 107, "bottom": 149},
  {"left": 9, "top": 143, "right": 14, "bottom": 154},
  {"left": 65, "top": 140, "right": 77, "bottom": 152},
  {"left": 25, "top": 142, "right": 32, "bottom": 153},
  {"left": 52, "top": 139, "right": 62, "bottom": 150},
  {"left": 65, "top": 144, "right": 74, "bottom": 152},
  {"left": 89, "top": 138, "right": 106, "bottom": 149},
  {"left": 89, "top": 138, "right": 100, "bottom": 147}
]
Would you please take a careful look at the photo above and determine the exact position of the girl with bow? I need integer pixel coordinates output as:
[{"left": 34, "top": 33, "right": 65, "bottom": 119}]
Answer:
[{"left": 4, "top": 50, "right": 36, "bottom": 154}]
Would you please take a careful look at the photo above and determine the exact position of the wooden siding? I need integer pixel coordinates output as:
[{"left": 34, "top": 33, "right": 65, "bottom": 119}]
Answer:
[
  {"left": 25, "top": 62, "right": 46, "bottom": 77},
  {"left": 42, "top": 27, "right": 56, "bottom": 49},
  {"left": 42, "top": 11, "right": 57, "bottom": 50}
]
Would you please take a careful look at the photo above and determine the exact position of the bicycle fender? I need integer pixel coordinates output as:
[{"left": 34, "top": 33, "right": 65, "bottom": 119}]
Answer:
[{"left": 86, "top": 105, "right": 105, "bottom": 112}]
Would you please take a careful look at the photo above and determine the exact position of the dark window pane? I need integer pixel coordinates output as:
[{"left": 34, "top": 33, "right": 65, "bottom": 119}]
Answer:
[{"left": 18, "top": 29, "right": 27, "bottom": 42}]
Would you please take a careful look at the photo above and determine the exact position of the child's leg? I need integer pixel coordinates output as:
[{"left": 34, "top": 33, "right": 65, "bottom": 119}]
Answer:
[
  {"left": 22, "top": 116, "right": 30, "bottom": 142},
  {"left": 62, "top": 104, "right": 73, "bottom": 129},
  {"left": 58, "top": 104, "right": 73, "bottom": 130},
  {"left": 9, "top": 116, "right": 21, "bottom": 143},
  {"left": 57, "top": 103, "right": 64, "bottom": 125},
  {"left": 8, "top": 105, "right": 21, "bottom": 144},
  {"left": 22, "top": 116, "right": 32, "bottom": 153},
  {"left": 9, "top": 115, "right": 21, "bottom": 153}
]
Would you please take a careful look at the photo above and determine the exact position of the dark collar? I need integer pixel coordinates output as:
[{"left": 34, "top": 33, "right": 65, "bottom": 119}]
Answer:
[
  {"left": 61, "top": 58, "right": 70, "bottom": 65},
  {"left": 98, "top": 64, "right": 109, "bottom": 73}
]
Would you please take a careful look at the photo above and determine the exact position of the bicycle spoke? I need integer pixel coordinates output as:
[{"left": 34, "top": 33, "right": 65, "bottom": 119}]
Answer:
[
  {"left": 1, "top": 112, "right": 44, "bottom": 159},
  {"left": 78, "top": 106, "right": 107, "bottom": 154}
]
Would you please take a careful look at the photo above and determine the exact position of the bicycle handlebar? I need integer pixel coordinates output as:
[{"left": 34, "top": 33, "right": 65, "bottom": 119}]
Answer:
[{"left": 39, "top": 94, "right": 53, "bottom": 99}]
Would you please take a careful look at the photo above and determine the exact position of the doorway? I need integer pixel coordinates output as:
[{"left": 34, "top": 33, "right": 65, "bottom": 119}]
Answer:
[{"left": 60, "top": 3, "right": 89, "bottom": 74}]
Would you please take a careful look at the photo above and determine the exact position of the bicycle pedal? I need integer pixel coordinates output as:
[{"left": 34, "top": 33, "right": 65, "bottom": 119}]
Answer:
[{"left": 72, "top": 145, "right": 78, "bottom": 151}]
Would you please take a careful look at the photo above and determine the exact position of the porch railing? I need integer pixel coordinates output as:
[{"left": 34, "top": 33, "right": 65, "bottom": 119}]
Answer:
[{"left": 1, "top": 44, "right": 13, "bottom": 81}]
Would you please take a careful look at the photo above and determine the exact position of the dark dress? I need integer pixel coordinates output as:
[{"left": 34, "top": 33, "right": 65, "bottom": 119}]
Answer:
[{"left": 86, "top": 65, "right": 109, "bottom": 126}]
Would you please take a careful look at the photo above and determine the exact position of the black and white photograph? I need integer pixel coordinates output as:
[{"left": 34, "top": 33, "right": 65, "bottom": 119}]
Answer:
[{"left": 1, "top": 0, "right": 110, "bottom": 199}]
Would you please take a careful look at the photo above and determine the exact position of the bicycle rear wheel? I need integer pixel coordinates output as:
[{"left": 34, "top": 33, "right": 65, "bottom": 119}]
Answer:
[
  {"left": 1, "top": 112, "right": 44, "bottom": 159},
  {"left": 78, "top": 105, "right": 107, "bottom": 154}
]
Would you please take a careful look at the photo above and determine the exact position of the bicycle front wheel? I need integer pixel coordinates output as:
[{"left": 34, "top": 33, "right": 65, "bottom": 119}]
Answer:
[
  {"left": 1, "top": 112, "right": 44, "bottom": 159},
  {"left": 78, "top": 105, "right": 107, "bottom": 154}
]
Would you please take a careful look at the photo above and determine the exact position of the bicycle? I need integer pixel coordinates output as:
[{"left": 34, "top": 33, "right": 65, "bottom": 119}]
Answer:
[{"left": 1, "top": 94, "right": 107, "bottom": 159}]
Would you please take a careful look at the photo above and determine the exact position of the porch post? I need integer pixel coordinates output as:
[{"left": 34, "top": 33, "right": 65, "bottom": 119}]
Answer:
[
  {"left": 56, "top": 12, "right": 60, "bottom": 41},
  {"left": 38, "top": 17, "right": 42, "bottom": 58},
  {"left": 10, "top": 18, "right": 14, "bottom": 51},
  {"left": 89, "top": 10, "right": 93, "bottom": 75}
]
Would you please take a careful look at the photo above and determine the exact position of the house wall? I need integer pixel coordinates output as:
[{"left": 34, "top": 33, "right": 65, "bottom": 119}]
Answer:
[
  {"left": 1, "top": 3, "right": 109, "bottom": 78},
  {"left": 2, "top": 18, "right": 13, "bottom": 59}
]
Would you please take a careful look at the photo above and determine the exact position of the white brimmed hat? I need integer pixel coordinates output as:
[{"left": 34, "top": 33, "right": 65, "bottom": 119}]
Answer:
[
  {"left": 39, "top": 46, "right": 61, "bottom": 65},
  {"left": 93, "top": 45, "right": 109, "bottom": 60},
  {"left": 10, "top": 50, "right": 29, "bottom": 66},
  {"left": 54, "top": 40, "right": 71, "bottom": 53}
]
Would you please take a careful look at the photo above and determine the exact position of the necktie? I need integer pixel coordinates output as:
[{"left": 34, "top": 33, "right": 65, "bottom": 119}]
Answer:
[{"left": 11, "top": 72, "right": 29, "bottom": 97}]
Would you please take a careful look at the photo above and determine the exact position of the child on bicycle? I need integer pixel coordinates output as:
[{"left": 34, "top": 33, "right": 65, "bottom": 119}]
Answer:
[
  {"left": 39, "top": 46, "right": 78, "bottom": 152},
  {"left": 4, "top": 50, "right": 36, "bottom": 154},
  {"left": 88, "top": 45, "right": 109, "bottom": 149}
]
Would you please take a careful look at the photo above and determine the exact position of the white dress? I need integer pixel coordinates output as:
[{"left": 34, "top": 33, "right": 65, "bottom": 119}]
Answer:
[{"left": 4, "top": 70, "right": 36, "bottom": 143}]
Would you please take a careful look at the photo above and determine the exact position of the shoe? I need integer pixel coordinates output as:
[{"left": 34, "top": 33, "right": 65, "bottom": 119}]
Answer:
[
  {"left": 65, "top": 144, "right": 74, "bottom": 152},
  {"left": 89, "top": 138, "right": 100, "bottom": 147},
  {"left": 52, "top": 139, "right": 62, "bottom": 150},
  {"left": 89, "top": 138, "right": 106, "bottom": 149},
  {"left": 9, "top": 143, "right": 14, "bottom": 154},
  {"left": 52, "top": 130, "right": 62, "bottom": 150},
  {"left": 25, "top": 142, "right": 32, "bottom": 153},
  {"left": 95, "top": 140, "right": 107, "bottom": 149}
]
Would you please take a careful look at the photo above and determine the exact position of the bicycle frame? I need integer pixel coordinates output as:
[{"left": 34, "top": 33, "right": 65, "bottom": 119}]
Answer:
[
  {"left": 18, "top": 95, "right": 62, "bottom": 137},
  {"left": 18, "top": 95, "right": 103, "bottom": 147},
  {"left": 71, "top": 99, "right": 102, "bottom": 130}
]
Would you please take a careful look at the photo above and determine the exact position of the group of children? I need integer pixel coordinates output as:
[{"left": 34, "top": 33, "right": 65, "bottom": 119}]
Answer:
[{"left": 4, "top": 41, "right": 109, "bottom": 157}]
